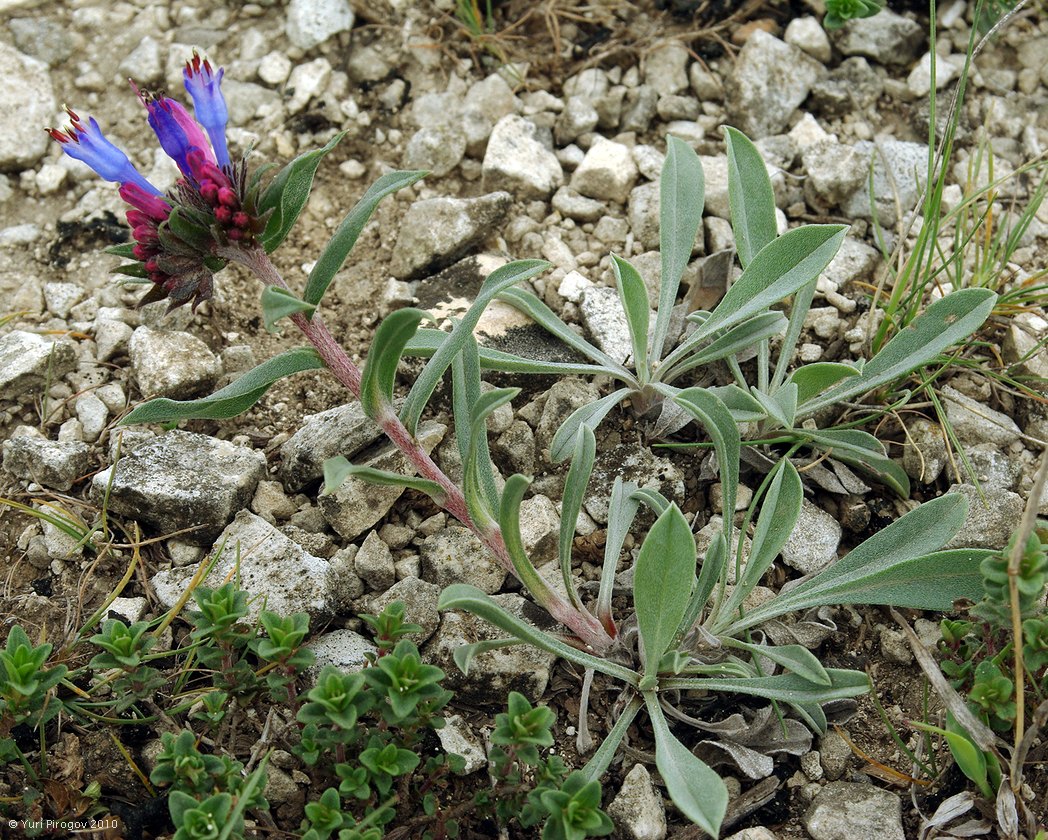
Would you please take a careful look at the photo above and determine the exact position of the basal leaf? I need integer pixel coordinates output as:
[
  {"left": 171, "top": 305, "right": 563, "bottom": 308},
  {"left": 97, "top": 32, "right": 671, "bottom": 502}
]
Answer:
[
  {"left": 400, "top": 260, "right": 550, "bottom": 436},
  {"left": 647, "top": 695, "right": 727, "bottom": 837},
  {"left": 612, "top": 255, "right": 651, "bottom": 379},
  {"left": 321, "top": 458, "right": 446, "bottom": 504},
  {"left": 560, "top": 427, "right": 596, "bottom": 609},
  {"left": 437, "top": 584, "right": 639, "bottom": 685},
  {"left": 634, "top": 505, "right": 695, "bottom": 680},
  {"left": 549, "top": 388, "right": 632, "bottom": 464},
  {"left": 799, "top": 289, "right": 997, "bottom": 415},
  {"left": 304, "top": 170, "right": 428, "bottom": 308},
  {"left": 802, "top": 428, "right": 910, "bottom": 497},
  {"left": 724, "top": 126, "right": 778, "bottom": 268},
  {"left": 121, "top": 347, "right": 324, "bottom": 424},
  {"left": 404, "top": 328, "right": 610, "bottom": 376},
  {"left": 788, "top": 362, "right": 861, "bottom": 404},
  {"left": 653, "top": 135, "right": 704, "bottom": 364},
  {"left": 452, "top": 638, "right": 522, "bottom": 677}
]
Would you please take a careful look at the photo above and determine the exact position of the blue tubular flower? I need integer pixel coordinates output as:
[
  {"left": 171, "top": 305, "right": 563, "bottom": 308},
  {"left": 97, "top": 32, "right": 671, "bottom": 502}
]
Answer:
[
  {"left": 48, "top": 109, "right": 161, "bottom": 197},
  {"left": 135, "top": 84, "right": 213, "bottom": 180},
  {"left": 183, "top": 53, "right": 230, "bottom": 169}
]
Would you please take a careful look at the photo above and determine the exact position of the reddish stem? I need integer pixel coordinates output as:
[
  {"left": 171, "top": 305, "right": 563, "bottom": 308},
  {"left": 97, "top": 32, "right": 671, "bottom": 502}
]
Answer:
[{"left": 220, "top": 245, "right": 614, "bottom": 653}]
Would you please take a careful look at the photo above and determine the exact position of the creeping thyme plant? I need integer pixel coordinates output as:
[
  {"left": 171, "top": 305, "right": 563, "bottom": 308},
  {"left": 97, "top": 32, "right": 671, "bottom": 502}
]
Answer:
[{"left": 43, "top": 53, "right": 1017, "bottom": 837}]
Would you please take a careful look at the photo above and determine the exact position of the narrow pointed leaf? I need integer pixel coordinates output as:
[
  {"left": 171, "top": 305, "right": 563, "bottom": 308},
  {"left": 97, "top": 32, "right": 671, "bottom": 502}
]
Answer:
[
  {"left": 360, "top": 308, "right": 426, "bottom": 419},
  {"left": 803, "top": 428, "right": 910, "bottom": 497},
  {"left": 322, "top": 458, "right": 446, "bottom": 503},
  {"left": 452, "top": 333, "right": 499, "bottom": 512},
  {"left": 122, "top": 347, "right": 324, "bottom": 424},
  {"left": 662, "top": 311, "right": 787, "bottom": 380},
  {"left": 499, "top": 473, "right": 570, "bottom": 614},
  {"left": 259, "top": 132, "right": 345, "bottom": 252},
  {"left": 799, "top": 289, "right": 997, "bottom": 415},
  {"left": 612, "top": 255, "right": 651, "bottom": 378},
  {"left": 261, "top": 285, "right": 316, "bottom": 333},
  {"left": 550, "top": 388, "right": 632, "bottom": 464},
  {"left": 597, "top": 477, "right": 640, "bottom": 630},
  {"left": 724, "top": 126, "right": 777, "bottom": 268},
  {"left": 788, "top": 363, "right": 861, "bottom": 404},
  {"left": 560, "top": 427, "right": 596, "bottom": 608},
  {"left": 579, "top": 695, "right": 644, "bottom": 782},
  {"left": 646, "top": 694, "right": 727, "bottom": 837},
  {"left": 673, "top": 388, "right": 740, "bottom": 547},
  {"left": 464, "top": 387, "right": 518, "bottom": 526},
  {"left": 401, "top": 260, "right": 550, "bottom": 435},
  {"left": 677, "top": 531, "right": 726, "bottom": 644},
  {"left": 452, "top": 638, "right": 522, "bottom": 676},
  {"left": 707, "top": 384, "right": 767, "bottom": 423},
  {"left": 304, "top": 169, "right": 428, "bottom": 307},
  {"left": 634, "top": 505, "right": 696, "bottom": 679},
  {"left": 630, "top": 487, "right": 671, "bottom": 515},
  {"left": 770, "top": 277, "right": 817, "bottom": 393},
  {"left": 726, "top": 640, "right": 831, "bottom": 686},
  {"left": 437, "top": 584, "right": 639, "bottom": 685},
  {"left": 404, "top": 329, "right": 610, "bottom": 376},
  {"left": 497, "top": 287, "right": 631, "bottom": 375},
  {"left": 662, "top": 668, "right": 870, "bottom": 706},
  {"left": 694, "top": 225, "right": 848, "bottom": 341},
  {"left": 653, "top": 135, "right": 704, "bottom": 363},
  {"left": 718, "top": 460, "right": 802, "bottom": 623}
]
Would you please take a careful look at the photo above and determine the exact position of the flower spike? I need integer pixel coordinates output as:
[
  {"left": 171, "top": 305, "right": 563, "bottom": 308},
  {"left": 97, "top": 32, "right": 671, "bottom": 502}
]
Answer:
[
  {"left": 183, "top": 52, "right": 231, "bottom": 169},
  {"left": 48, "top": 108, "right": 161, "bottom": 197}
]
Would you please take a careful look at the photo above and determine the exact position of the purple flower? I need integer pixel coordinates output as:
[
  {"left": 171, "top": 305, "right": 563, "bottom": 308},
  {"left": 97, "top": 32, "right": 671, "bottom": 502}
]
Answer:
[
  {"left": 183, "top": 53, "right": 231, "bottom": 169},
  {"left": 47, "top": 109, "right": 161, "bottom": 197},
  {"left": 135, "top": 84, "right": 214, "bottom": 180}
]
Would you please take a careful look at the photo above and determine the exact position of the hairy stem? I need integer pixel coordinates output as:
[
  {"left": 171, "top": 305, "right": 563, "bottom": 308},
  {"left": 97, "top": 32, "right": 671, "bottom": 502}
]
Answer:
[{"left": 219, "top": 245, "right": 614, "bottom": 653}]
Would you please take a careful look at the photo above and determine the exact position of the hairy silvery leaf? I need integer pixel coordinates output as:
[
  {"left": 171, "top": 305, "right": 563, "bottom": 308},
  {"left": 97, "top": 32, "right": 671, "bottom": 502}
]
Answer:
[
  {"left": 634, "top": 505, "right": 695, "bottom": 682},
  {"left": 260, "top": 285, "right": 316, "bottom": 333},
  {"left": 405, "top": 328, "right": 609, "bottom": 376},
  {"left": 321, "top": 460, "right": 445, "bottom": 505},
  {"left": 653, "top": 135, "right": 704, "bottom": 364},
  {"left": 400, "top": 259, "right": 549, "bottom": 436},
  {"left": 612, "top": 255, "right": 651, "bottom": 379},
  {"left": 560, "top": 427, "right": 596, "bottom": 608},
  {"left": 647, "top": 694, "right": 728, "bottom": 837},
  {"left": 497, "top": 287, "right": 630, "bottom": 375},
  {"left": 724, "top": 126, "right": 777, "bottom": 269},
  {"left": 799, "top": 288, "right": 997, "bottom": 415},
  {"left": 122, "top": 347, "right": 324, "bottom": 424},
  {"left": 549, "top": 387, "right": 632, "bottom": 464},
  {"left": 259, "top": 132, "right": 345, "bottom": 253},
  {"left": 304, "top": 169, "right": 427, "bottom": 308},
  {"left": 359, "top": 307, "right": 427, "bottom": 420}
]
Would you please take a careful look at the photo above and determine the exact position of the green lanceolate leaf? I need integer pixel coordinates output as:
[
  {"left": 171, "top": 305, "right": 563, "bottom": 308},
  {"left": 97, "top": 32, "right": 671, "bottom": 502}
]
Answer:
[
  {"left": 304, "top": 170, "right": 428, "bottom": 308},
  {"left": 662, "top": 668, "right": 870, "bottom": 706},
  {"left": 707, "top": 384, "right": 768, "bottom": 423},
  {"left": 661, "top": 311, "right": 787, "bottom": 380},
  {"left": 673, "top": 388, "right": 740, "bottom": 547},
  {"left": 694, "top": 225, "right": 848, "bottom": 341},
  {"left": 724, "top": 126, "right": 778, "bottom": 268},
  {"left": 122, "top": 347, "right": 324, "bottom": 424},
  {"left": 549, "top": 387, "right": 633, "bottom": 464},
  {"left": 261, "top": 285, "right": 316, "bottom": 333},
  {"left": 322, "top": 459, "right": 446, "bottom": 504},
  {"left": 788, "top": 362, "right": 861, "bottom": 404},
  {"left": 646, "top": 694, "right": 727, "bottom": 836},
  {"left": 452, "top": 638, "right": 522, "bottom": 676},
  {"left": 799, "top": 288, "right": 997, "bottom": 415},
  {"left": 634, "top": 505, "right": 696, "bottom": 682},
  {"left": 653, "top": 135, "right": 704, "bottom": 363},
  {"left": 437, "top": 584, "right": 639, "bottom": 685},
  {"left": 106, "top": 242, "right": 138, "bottom": 258},
  {"left": 560, "top": 427, "right": 596, "bottom": 609},
  {"left": 259, "top": 132, "right": 345, "bottom": 253},
  {"left": 360, "top": 308, "right": 427, "bottom": 420},
  {"left": 678, "top": 531, "right": 725, "bottom": 641},
  {"left": 717, "top": 460, "right": 803, "bottom": 625},
  {"left": 730, "top": 494, "right": 990, "bottom": 632},
  {"left": 612, "top": 255, "right": 651, "bottom": 380},
  {"left": 724, "top": 640, "right": 831, "bottom": 686},
  {"left": 496, "top": 287, "right": 631, "bottom": 375},
  {"left": 579, "top": 695, "right": 644, "bottom": 783},
  {"left": 498, "top": 473, "right": 569, "bottom": 614},
  {"left": 802, "top": 428, "right": 910, "bottom": 497},
  {"left": 597, "top": 477, "right": 640, "bottom": 630},
  {"left": 464, "top": 387, "right": 519, "bottom": 527},
  {"left": 404, "top": 327, "right": 611, "bottom": 376},
  {"left": 400, "top": 259, "right": 550, "bottom": 436}
]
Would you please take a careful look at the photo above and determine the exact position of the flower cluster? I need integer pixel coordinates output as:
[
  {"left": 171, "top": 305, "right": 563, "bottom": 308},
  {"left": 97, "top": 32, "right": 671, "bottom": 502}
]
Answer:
[{"left": 48, "top": 53, "right": 261, "bottom": 310}]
